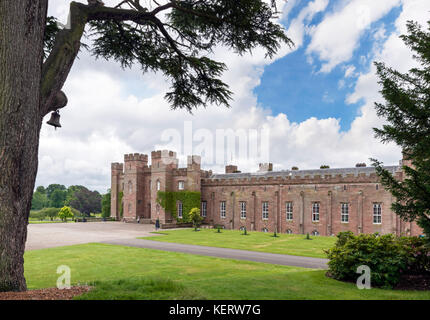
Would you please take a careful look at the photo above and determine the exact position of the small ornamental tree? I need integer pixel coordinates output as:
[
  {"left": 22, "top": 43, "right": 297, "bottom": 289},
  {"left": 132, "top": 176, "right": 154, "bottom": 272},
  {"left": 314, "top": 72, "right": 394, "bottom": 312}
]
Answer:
[
  {"left": 58, "top": 206, "right": 74, "bottom": 222},
  {"left": 189, "top": 208, "right": 203, "bottom": 231}
]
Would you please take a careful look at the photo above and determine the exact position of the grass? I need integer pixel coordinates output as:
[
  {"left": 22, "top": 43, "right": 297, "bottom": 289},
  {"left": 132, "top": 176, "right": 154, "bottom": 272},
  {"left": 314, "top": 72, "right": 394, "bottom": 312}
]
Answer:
[
  {"left": 140, "top": 228, "right": 336, "bottom": 258},
  {"left": 24, "top": 243, "right": 430, "bottom": 300},
  {"left": 29, "top": 219, "right": 74, "bottom": 224}
]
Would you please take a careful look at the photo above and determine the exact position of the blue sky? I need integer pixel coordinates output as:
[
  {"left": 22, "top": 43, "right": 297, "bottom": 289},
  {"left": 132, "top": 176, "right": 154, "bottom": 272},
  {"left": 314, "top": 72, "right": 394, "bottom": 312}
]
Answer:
[{"left": 255, "top": 1, "right": 404, "bottom": 131}]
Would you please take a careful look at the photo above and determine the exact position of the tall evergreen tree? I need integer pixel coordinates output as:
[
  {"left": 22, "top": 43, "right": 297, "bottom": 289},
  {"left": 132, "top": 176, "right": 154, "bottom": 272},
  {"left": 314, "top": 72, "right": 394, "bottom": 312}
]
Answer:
[{"left": 372, "top": 20, "right": 430, "bottom": 239}]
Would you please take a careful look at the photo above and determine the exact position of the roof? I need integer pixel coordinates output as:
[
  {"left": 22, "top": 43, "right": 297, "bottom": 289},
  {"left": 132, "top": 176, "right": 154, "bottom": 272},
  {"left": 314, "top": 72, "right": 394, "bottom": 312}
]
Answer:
[{"left": 208, "top": 165, "right": 401, "bottom": 180}]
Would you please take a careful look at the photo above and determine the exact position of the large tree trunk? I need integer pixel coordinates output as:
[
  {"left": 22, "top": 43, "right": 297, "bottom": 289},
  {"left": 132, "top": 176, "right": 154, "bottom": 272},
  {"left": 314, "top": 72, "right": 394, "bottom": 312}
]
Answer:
[{"left": 0, "top": 0, "right": 48, "bottom": 292}]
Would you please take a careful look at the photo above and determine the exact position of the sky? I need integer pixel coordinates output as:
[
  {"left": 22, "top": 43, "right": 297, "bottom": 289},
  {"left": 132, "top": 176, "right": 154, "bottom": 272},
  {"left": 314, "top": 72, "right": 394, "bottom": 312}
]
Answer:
[{"left": 39, "top": 0, "right": 430, "bottom": 193}]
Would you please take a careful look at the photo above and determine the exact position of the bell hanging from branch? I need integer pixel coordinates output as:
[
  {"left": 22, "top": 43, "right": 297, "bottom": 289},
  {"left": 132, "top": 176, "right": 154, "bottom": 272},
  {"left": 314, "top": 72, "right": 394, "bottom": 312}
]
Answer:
[{"left": 47, "top": 110, "right": 62, "bottom": 129}]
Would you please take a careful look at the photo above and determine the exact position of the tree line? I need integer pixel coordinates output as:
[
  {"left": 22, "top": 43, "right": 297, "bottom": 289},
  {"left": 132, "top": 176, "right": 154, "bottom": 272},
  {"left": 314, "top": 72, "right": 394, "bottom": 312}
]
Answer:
[{"left": 31, "top": 184, "right": 111, "bottom": 217}]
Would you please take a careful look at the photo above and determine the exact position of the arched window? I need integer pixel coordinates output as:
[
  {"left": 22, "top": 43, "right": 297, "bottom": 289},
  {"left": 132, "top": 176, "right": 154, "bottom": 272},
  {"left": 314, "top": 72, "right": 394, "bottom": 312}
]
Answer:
[
  {"left": 156, "top": 180, "right": 161, "bottom": 191},
  {"left": 286, "top": 229, "right": 293, "bottom": 234},
  {"left": 312, "top": 230, "right": 320, "bottom": 236},
  {"left": 262, "top": 227, "right": 268, "bottom": 233},
  {"left": 128, "top": 203, "right": 132, "bottom": 213}
]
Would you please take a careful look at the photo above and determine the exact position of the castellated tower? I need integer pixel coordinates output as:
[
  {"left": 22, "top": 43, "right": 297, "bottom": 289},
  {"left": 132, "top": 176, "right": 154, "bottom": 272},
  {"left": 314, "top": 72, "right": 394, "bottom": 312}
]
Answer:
[
  {"left": 150, "top": 150, "right": 179, "bottom": 224},
  {"left": 122, "top": 153, "right": 148, "bottom": 220},
  {"left": 110, "top": 163, "right": 124, "bottom": 219},
  {"left": 186, "top": 155, "right": 201, "bottom": 192}
]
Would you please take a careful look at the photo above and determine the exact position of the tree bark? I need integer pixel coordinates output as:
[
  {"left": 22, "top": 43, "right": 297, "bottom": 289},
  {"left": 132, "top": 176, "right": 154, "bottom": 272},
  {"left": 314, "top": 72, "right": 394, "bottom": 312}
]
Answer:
[{"left": 0, "top": 0, "right": 48, "bottom": 292}]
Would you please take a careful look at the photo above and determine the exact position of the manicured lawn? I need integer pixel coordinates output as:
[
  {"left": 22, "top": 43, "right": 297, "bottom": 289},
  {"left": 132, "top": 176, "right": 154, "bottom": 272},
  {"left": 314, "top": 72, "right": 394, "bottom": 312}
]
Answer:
[
  {"left": 29, "top": 219, "right": 75, "bottom": 224},
  {"left": 140, "top": 228, "right": 336, "bottom": 258},
  {"left": 24, "top": 243, "right": 430, "bottom": 300}
]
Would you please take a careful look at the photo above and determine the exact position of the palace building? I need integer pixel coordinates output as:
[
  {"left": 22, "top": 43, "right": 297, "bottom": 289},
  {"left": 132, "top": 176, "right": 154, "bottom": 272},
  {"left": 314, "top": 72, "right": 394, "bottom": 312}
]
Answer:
[{"left": 111, "top": 150, "right": 422, "bottom": 236}]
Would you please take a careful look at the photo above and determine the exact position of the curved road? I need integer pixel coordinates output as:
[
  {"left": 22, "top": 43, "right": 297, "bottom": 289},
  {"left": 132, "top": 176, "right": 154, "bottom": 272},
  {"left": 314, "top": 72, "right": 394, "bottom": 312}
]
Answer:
[{"left": 103, "top": 238, "right": 328, "bottom": 269}]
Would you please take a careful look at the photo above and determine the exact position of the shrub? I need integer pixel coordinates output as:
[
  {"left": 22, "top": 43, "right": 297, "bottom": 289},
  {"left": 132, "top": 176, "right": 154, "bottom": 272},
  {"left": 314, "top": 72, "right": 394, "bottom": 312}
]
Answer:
[
  {"left": 189, "top": 208, "right": 202, "bottom": 231},
  {"left": 58, "top": 206, "right": 74, "bottom": 222},
  {"left": 326, "top": 232, "right": 430, "bottom": 288},
  {"left": 31, "top": 207, "right": 61, "bottom": 221},
  {"left": 29, "top": 210, "right": 47, "bottom": 220}
]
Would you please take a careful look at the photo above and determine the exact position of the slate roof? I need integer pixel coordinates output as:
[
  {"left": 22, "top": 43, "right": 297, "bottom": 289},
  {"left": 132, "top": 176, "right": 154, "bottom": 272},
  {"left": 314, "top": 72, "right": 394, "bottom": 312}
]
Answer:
[{"left": 208, "top": 165, "right": 401, "bottom": 180}]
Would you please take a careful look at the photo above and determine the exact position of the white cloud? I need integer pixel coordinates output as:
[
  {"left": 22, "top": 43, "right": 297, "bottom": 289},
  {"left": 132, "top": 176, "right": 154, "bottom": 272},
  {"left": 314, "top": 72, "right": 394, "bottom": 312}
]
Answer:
[{"left": 306, "top": 0, "right": 402, "bottom": 72}]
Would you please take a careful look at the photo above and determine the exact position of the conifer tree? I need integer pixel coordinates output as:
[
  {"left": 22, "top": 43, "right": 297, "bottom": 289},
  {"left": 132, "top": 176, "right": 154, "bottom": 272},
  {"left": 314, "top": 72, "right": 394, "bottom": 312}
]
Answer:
[{"left": 372, "top": 20, "right": 430, "bottom": 239}]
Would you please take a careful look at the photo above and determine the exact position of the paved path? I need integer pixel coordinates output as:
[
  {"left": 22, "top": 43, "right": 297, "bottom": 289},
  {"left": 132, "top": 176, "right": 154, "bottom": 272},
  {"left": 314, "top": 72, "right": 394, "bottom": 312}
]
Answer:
[
  {"left": 103, "top": 238, "right": 329, "bottom": 269},
  {"left": 27, "top": 222, "right": 328, "bottom": 269},
  {"left": 26, "top": 222, "right": 159, "bottom": 251}
]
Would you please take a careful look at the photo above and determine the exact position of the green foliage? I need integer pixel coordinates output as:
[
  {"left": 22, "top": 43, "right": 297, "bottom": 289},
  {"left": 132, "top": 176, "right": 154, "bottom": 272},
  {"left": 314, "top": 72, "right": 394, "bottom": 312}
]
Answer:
[
  {"left": 85, "top": 0, "right": 292, "bottom": 112},
  {"left": 189, "top": 208, "right": 203, "bottom": 231},
  {"left": 49, "top": 189, "right": 67, "bottom": 208},
  {"left": 101, "top": 190, "right": 111, "bottom": 218},
  {"left": 291, "top": 166, "right": 299, "bottom": 171},
  {"left": 43, "top": 16, "right": 60, "bottom": 59},
  {"left": 46, "top": 184, "right": 66, "bottom": 199},
  {"left": 326, "top": 232, "right": 430, "bottom": 288},
  {"left": 305, "top": 233, "right": 311, "bottom": 240},
  {"left": 320, "top": 165, "right": 330, "bottom": 169},
  {"left": 66, "top": 185, "right": 102, "bottom": 216},
  {"left": 157, "top": 191, "right": 201, "bottom": 223},
  {"left": 372, "top": 20, "right": 430, "bottom": 239},
  {"left": 31, "top": 190, "right": 49, "bottom": 210},
  {"left": 58, "top": 206, "right": 74, "bottom": 222},
  {"left": 30, "top": 207, "right": 61, "bottom": 221}
]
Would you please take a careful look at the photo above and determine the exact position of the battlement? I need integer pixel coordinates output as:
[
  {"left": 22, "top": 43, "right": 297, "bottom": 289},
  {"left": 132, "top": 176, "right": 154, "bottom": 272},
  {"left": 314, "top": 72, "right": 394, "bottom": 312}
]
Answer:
[
  {"left": 124, "top": 153, "right": 148, "bottom": 162},
  {"left": 151, "top": 150, "right": 177, "bottom": 159},
  {"left": 187, "top": 155, "right": 201, "bottom": 170},
  {"left": 111, "top": 163, "right": 124, "bottom": 172}
]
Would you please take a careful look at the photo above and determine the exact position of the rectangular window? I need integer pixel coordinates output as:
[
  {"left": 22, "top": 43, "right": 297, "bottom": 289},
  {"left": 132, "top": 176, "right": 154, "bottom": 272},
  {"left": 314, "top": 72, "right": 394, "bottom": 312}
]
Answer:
[
  {"left": 286, "top": 202, "right": 293, "bottom": 221},
  {"left": 373, "top": 203, "right": 382, "bottom": 224},
  {"left": 201, "top": 201, "right": 207, "bottom": 217},
  {"left": 312, "top": 202, "right": 320, "bottom": 222},
  {"left": 220, "top": 201, "right": 226, "bottom": 219},
  {"left": 178, "top": 181, "right": 184, "bottom": 190},
  {"left": 240, "top": 201, "right": 246, "bottom": 219},
  {"left": 262, "top": 202, "right": 269, "bottom": 220},
  {"left": 341, "top": 203, "right": 349, "bottom": 223},
  {"left": 177, "top": 202, "right": 183, "bottom": 219}
]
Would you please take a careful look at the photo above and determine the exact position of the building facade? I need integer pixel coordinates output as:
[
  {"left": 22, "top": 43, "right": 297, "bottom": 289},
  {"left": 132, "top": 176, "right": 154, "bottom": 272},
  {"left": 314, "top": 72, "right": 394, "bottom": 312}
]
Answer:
[{"left": 111, "top": 150, "right": 422, "bottom": 236}]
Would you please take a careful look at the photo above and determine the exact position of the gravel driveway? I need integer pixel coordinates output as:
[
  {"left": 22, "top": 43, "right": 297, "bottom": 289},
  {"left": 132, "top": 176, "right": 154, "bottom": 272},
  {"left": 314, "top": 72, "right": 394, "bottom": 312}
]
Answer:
[{"left": 25, "top": 221, "right": 158, "bottom": 251}]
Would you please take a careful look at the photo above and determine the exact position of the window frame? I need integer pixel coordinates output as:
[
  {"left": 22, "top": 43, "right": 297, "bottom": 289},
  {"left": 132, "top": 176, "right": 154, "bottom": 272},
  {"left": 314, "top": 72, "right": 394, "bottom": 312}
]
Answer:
[
  {"left": 312, "top": 202, "right": 320, "bottom": 222},
  {"left": 286, "top": 202, "right": 293, "bottom": 221},
  {"left": 220, "top": 201, "right": 226, "bottom": 219},
  {"left": 201, "top": 201, "right": 207, "bottom": 217},
  {"left": 240, "top": 201, "right": 247, "bottom": 219},
  {"left": 341, "top": 203, "right": 349, "bottom": 223},
  {"left": 373, "top": 203, "right": 382, "bottom": 224},
  {"left": 177, "top": 201, "right": 183, "bottom": 219},
  {"left": 178, "top": 181, "right": 185, "bottom": 190},
  {"left": 262, "top": 201, "right": 269, "bottom": 220}
]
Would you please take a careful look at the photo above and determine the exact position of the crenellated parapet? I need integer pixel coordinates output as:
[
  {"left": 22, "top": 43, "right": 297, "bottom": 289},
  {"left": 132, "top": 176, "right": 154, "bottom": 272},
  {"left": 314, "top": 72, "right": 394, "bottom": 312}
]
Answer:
[{"left": 124, "top": 153, "right": 148, "bottom": 163}]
